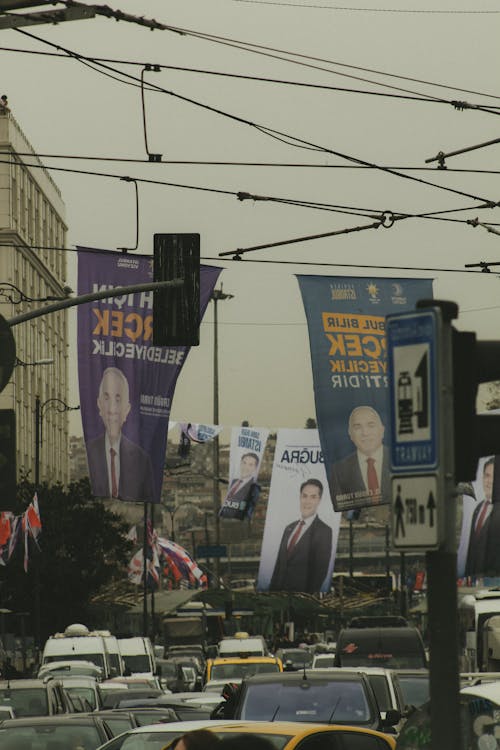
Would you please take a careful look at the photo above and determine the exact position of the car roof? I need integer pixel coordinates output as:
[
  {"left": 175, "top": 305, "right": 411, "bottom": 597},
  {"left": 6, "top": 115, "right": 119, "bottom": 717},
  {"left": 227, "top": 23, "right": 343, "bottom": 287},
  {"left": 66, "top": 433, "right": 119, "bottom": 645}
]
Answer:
[
  {"left": 240, "top": 670, "right": 368, "bottom": 684},
  {"left": 461, "top": 682, "right": 500, "bottom": 703},
  {"left": 0, "top": 714, "right": 102, "bottom": 727},
  {"left": 0, "top": 679, "right": 51, "bottom": 689},
  {"left": 209, "top": 656, "right": 279, "bottom": 665}
]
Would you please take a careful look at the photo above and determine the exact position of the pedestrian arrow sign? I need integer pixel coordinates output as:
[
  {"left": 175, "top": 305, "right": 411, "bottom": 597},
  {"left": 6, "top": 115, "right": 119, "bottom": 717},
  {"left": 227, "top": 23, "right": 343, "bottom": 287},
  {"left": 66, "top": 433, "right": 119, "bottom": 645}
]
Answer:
[{"left": 391, "top": 475, "right": 441, "bottom": 550}]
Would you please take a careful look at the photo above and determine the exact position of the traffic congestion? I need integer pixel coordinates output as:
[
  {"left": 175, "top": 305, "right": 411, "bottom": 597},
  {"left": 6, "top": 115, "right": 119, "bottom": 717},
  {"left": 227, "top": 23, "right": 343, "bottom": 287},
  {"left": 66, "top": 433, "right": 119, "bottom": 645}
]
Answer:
[{"left": 0, "top": 610, "right": 496, "bottom": 750}]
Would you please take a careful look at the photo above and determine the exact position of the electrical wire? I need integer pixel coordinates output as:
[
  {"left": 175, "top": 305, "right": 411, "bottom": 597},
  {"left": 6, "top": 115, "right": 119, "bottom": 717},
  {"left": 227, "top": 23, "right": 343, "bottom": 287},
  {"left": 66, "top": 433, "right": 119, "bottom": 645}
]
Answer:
[
  {"left": 5, "top": 151, "right": 500, "bottom": 175},
  {"left": 14, "top": 29, "right": 500, "bottom": 207},
  {"left": 3, "top": 44, "right": 500, "bottom": 112},
  {"left": 232, "top": 0, "right": 500, "bottom": 13}
]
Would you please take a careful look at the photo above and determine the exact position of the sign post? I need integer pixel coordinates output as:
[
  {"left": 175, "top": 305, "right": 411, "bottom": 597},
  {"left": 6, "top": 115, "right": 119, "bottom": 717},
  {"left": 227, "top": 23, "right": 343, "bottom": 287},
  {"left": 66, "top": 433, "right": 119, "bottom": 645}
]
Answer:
[{"left": 387, "top": 300, "right": 462, "bottom": 750}]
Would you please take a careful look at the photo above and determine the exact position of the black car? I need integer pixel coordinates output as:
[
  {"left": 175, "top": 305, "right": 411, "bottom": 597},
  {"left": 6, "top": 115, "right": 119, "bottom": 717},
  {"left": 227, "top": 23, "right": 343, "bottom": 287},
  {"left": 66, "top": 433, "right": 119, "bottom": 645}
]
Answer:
[
  {"left": 93, "top": 707, "right": 179, "bottom": 736},
  {"left": 0, "top": 678, "right": 73, "bottom": 717},
  {"left": 275, "top": 648, "right": 313, "bottom": 671},
  {"left": 232, "top": 670, "right": 398, "bottom": 730},
  {"left": 116, "top": 695, "right": 213, "bottom": 721},
  {"left": 0, "top": 713, "right": 113, "bottom": 749}
]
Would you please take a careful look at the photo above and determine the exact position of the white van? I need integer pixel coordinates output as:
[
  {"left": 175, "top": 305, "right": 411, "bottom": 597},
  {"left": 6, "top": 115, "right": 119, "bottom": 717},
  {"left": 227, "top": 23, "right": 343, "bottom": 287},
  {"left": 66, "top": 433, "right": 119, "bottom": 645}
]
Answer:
[
  {"left": 118, "top": 636, "right": 156, "bottom": 675},
  {"left": 218, "top": 633, "right": 268, "bottom": 658},
  {"left": 41, "top": 624, "right": 116, "bottom": 679}
]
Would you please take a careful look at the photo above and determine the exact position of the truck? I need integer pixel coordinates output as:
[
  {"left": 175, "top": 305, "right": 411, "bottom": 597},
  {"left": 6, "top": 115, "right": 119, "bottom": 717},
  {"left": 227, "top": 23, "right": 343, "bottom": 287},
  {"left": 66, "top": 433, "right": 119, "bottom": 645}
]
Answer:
[{"left": 41, "top": 623, "right": 119, "bottom": 679}]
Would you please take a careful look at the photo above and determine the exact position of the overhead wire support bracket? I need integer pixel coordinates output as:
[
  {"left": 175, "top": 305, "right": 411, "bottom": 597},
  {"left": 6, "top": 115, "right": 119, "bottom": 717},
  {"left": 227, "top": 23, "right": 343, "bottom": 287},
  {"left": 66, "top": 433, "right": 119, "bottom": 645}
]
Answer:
[
  {"left": 141, "top": 64, "right": 162, "bottom": 162},
  {"left": 467, "top": 217, "right": 500, "bottom": 237},
  {"left": 426, "top": 136, "right": 500, "bottom": 168},
  {"left": 117, "top": 177, "right": 139, "bottom": 253}
]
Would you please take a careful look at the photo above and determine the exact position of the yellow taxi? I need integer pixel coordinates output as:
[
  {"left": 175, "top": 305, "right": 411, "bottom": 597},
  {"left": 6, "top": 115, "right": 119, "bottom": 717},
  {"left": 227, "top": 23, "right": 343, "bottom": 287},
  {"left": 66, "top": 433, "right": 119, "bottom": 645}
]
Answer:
[
  {"left": 163, "top": 721, "right": 397, "bottom": 750},
  {"left": 205, "top": 655, "right": 283, "bottom": 683}
]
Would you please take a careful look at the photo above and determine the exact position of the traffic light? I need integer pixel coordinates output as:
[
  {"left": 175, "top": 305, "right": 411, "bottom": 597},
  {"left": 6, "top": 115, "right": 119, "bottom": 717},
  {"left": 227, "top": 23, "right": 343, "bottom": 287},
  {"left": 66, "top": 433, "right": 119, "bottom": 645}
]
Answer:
[
  {"left": 0, "top": 410, "right": 16, "bottom": 510},
  {"left": 153, "top": 233, "right": 200, "bottom": 347},
  {"left": 452, "top": 328, "right": 500, "bottom": 483}
]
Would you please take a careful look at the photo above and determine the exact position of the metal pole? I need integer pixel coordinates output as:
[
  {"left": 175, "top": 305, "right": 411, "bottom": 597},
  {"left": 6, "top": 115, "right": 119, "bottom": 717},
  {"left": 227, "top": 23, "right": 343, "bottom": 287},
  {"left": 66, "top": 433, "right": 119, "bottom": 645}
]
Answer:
[
  {"left": 400, "top": 552, "right": 407, "bottom": 619},
  {"left": 385, "top": 524, "right": 391, "bottom": 596},
  {"left": 150, "top": 503, "right": 155, "bottom": 644},
  {"left": 142, "top": 503, "right": 148, "bottom": 637},
  {"left": 34, "top": 397, "right": 41, "bottom": 652},
  {"left": 348, "top": 519, "right": 354, "bottom": 577},
  {"left": 212, "top": 294, "right": 220, "bottom": 584}
]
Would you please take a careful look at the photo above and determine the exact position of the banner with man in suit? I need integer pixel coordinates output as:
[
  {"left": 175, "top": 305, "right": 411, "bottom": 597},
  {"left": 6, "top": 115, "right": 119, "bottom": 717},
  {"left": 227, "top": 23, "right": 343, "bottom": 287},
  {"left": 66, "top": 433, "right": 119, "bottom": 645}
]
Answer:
[
  {"left": 219, "top": 426, "right": 269, "bottom": 521},
  {"left": 296, "top": 276, "right": 433, "bottom": 518},
  {"left": 77, "top": 247, "right": 222, "bottom": 504},
  {"left": 257, "top": 428, "right": 340, "bottom": 593}
]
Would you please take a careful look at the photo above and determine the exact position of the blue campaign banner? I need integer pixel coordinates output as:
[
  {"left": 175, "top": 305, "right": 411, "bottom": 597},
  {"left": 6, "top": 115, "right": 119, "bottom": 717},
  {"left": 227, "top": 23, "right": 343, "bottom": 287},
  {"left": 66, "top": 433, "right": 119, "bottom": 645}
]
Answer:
[{"left": 296, "top": 276, "right": 433, "bottom": 514}]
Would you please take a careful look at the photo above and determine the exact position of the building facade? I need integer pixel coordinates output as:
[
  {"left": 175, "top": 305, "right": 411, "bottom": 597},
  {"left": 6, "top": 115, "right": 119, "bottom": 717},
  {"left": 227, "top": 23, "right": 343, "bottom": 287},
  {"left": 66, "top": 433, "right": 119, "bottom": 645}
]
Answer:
[{"left": 0, "top": 108, "right": 70, "bottom": 486}]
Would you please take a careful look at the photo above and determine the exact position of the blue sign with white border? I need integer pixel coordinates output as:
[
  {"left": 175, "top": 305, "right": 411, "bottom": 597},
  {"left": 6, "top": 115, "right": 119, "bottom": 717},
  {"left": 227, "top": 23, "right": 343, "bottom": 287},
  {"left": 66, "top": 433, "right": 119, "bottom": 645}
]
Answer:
[{"left": 387, "top": 310, "right": 439, "bottom": 473}]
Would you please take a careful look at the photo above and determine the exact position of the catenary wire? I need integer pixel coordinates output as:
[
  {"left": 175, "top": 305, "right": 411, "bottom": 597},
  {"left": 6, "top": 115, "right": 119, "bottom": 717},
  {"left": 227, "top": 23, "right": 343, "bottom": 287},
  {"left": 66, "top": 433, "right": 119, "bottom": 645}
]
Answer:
[
  {"left": 5, "top": 151, "right": 500, "bottom": 175},
  {"left": 231, "top": 0, "right": 500, "bottom": 12},
  {"left": 14, "top": 29, "right": 500, "bottom": 206},
  {"left": 3, "top": 44, "right": 500, "bottom": 113}
]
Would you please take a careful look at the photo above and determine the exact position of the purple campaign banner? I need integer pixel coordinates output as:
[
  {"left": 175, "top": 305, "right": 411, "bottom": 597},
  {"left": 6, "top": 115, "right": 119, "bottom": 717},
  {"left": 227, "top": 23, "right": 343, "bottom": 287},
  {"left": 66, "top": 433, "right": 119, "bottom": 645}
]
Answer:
[
  {"left": 297, "top": 276, "right": 433, "bottom": 513},
  {"left": 77, "top": 247, "right": 222, "bottom": 503}
]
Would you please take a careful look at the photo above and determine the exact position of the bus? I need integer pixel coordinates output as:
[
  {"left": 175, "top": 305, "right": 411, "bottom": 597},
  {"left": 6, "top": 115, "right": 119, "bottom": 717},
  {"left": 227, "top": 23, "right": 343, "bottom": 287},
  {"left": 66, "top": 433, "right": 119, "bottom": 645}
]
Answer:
[{"left": 458, "top": 589, "right": 500, "bottom": 671}]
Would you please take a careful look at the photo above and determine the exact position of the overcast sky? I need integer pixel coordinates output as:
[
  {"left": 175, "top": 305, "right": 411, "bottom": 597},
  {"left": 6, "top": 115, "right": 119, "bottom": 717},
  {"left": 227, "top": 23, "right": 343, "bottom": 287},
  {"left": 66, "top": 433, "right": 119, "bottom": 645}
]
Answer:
[{"left": 3, "top": 0, "right": 500, "bottom": 436}]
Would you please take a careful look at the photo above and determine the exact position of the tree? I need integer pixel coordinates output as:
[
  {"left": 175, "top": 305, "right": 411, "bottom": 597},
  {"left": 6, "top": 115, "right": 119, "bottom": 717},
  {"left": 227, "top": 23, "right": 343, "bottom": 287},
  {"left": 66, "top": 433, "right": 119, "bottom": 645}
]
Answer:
[
  {"left": 0, "top": 478, "right": 132, "bottom": 642},
  {"left": 305, "top": 417, "right": 317, "bottom": 429}
]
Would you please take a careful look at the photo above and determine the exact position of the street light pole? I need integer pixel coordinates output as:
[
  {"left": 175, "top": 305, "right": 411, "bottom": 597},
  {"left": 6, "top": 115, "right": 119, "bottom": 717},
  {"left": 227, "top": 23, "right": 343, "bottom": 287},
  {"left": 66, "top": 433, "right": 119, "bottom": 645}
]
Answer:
[
  {"left": 211, "top": 287, "right": 233, "bottom": 585},
  {"left": 33, "top": 397, "right": 79, "bottom": 649}
]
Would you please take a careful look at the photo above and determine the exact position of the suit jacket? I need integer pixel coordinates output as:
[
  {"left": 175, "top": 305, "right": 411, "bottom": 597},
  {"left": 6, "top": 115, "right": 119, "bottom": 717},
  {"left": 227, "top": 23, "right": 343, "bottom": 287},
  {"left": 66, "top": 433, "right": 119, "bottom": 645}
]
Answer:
[
  {"left": 269, "top": 515, "right": 332, "bottom": 593},
  {"left": 219, "top": 479, "right": 260, "bottom": 520},
  {"left": 331, "top": 447, "right": 391, "bottom": 509},
  {"left": 464, "top": 500, "right": 491, "bottom": 576},
  {"left": 86, "top": 433, "right": 155, "bottom": 502}
]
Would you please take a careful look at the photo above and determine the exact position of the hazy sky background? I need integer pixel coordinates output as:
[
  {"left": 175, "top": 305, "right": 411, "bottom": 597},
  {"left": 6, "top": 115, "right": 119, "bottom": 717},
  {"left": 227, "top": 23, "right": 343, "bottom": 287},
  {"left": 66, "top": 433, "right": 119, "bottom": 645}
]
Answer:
[{"left": 3, "top": 0, "right": 500, "bottom": 437}]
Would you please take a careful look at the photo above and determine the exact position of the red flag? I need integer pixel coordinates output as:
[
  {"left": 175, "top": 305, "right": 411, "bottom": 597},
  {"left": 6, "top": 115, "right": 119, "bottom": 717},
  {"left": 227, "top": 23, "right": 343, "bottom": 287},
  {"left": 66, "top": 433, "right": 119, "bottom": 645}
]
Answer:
[
  {"left": 0, "top": 513, "right": 11, "bottom": 546},
  {"left": 23, "top": 493, "right": 42, "bottom": 540}
]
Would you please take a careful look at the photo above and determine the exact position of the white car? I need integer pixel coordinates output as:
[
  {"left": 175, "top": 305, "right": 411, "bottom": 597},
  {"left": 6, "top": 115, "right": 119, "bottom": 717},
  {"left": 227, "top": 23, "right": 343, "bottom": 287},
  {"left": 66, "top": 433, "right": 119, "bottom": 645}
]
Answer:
[
  {"left": 311, "top": 653, "right": 336, "bottom": 669},
  {"left": 37, "top": 660, "right": 103, "bottom": 681},
  {"left": 96, "top": 719, "right": 241, "bottom": 750}
]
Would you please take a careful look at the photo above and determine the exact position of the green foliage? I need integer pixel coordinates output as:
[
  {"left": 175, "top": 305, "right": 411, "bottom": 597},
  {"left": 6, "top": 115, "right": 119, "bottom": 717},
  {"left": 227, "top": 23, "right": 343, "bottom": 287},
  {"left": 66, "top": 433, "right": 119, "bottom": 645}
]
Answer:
[{"left": 0, "top": 478, "right": 132, "bottom": 641}]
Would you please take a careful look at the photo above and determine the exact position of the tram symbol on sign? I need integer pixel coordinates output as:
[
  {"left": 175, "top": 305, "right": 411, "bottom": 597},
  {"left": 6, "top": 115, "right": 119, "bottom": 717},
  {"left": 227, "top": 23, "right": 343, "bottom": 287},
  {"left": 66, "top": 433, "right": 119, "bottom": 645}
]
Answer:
[{"left": 395, "top": 349, "right": 430, "bottom": 439}]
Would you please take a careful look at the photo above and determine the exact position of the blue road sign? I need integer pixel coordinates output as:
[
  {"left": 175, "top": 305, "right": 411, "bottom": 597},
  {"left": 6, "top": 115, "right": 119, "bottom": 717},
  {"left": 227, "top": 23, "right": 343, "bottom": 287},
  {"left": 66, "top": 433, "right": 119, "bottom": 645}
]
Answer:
[{"left": 387, "top": 309, "right": 440, "bottom": 473}]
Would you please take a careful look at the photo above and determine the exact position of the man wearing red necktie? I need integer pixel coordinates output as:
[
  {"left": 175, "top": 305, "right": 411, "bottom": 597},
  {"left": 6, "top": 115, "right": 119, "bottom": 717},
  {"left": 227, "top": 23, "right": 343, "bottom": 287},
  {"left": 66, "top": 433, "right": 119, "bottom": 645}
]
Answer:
[
  {"left": 86, "top": 367, "right": 155, "bottom": 503},
  {"left": 269, "top": 478, "right": 333, "bottom": 593},
  {"left": 465, "top": 457, "right": 494, "bottom": 576}
]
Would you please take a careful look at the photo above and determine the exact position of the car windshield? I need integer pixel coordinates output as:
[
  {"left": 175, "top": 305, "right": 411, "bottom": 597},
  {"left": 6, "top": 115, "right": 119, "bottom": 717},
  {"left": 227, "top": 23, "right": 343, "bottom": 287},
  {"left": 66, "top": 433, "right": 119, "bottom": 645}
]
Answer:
[
  {"left": 66, "top": 686, "right": 97, "bottom": 710},
  {"left": 282, "top": 651, "right": 313, "bottom": 667},
  {"left": 0, "top": 724, "right": 101, "bottom": 749},
  {"left": 397, "top": 675, "right": 431, "bottom": 708},
  {"left": 45, "top": 653, "right": 105, "bottom": 669},
  {"left": 121, "top": 655, "right": 151, "bottom": 673},
  {"left": 240, "top": 680, "right": 373, "bottom": 724},
  {"left": 0, "top": 688, "right": 48, "bottom": 717},
  {"left": 313, "top": 656, "right": 335, "bottom": 668},
  {"left": 211, "top": 663, "right": 279, "bottom": 680}
]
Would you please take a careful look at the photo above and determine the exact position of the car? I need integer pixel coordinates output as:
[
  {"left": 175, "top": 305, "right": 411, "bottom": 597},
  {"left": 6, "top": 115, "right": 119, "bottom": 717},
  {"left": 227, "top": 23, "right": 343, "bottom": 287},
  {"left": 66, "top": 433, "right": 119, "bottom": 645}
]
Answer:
[
  {"left": 205, "top": 655, "right": 283, "bottom": 683},
  {"left": 156, "top": 659, "right": 190, "bottom": 692},
  {"left": 93, "top": 707, "right": 179, "bottom": 736},
  {"left": 115, "top": 695, "right": 214, "bottom": 721},
  {"left": 94, "top": 719, "right": 398, "bottom": 750},
  {"left": 59, "top": 675, "right": 103, "bottom": 711},
  {"left": 105, "top": 674, "right": 162, "bottom": 689},
  {"left": 392, "top": 670, "right": 430, "bottom": 710},
  {"left": 311, "top": 653, "right": 336, "bottom": 669},
  {"left": 218, "top": 633, "right": 268, "bottom": 658},
  {"left": 232, "top": 670, "right": 397, "bottom": 730},
  {"left": 396, "top": 680, "right": 500, "bottom": 750},
  {"left": 0, "top": 678, "right": 73, "bottom": 717},
  {"left": 275, "top": 648, "right": 314, "bottom": 671},
  {"left": 334, "top": 626, "right": 427, "bottom": 670},
  {"left": 38, "top": 659, "right": 104, "bottom": 681},
  {"left": 0, "top": 713, "right": 114, "bottom": 749},
  {"left": 100, "top": 687, "right": 165, "bottom": 709}
]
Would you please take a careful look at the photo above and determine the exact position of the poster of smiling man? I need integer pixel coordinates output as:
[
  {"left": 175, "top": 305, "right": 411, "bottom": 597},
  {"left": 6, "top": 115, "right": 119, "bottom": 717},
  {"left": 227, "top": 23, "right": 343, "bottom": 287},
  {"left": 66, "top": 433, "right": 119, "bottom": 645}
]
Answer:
[
  {"left": 219, "top": 426, "right": 269, "bottom": 521},
  {"left": 257, "top": 429, "right": 341, "bottom": 594},
  {"left": 296, "top": 276, "right": 433, "bottom": 517}
]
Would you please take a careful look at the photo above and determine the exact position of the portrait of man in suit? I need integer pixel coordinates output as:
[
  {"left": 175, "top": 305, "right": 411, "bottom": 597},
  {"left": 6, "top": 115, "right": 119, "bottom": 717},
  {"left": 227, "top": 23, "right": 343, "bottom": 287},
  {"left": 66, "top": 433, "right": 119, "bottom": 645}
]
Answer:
[
  {"left": 86, "top": 366, "right": 155, "bottom": 503},
  {"left": 465, "top": 457, "right": 494, "bottom": 576},
  {"left": 269, "top": 478, "right": 333, "bottom": 593},
  {"left": 219, "top": 452, "right": 260, "bottom": 520},
  {"left": 331, "top": 405, "right": 390, "bottom": 512}
]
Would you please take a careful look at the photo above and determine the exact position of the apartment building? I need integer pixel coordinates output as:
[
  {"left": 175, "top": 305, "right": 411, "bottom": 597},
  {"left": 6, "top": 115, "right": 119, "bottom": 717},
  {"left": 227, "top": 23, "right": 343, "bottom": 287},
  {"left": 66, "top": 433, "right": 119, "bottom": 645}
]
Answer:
[{"left": 0, "top": 107, "right": 70, "bottom": 485}]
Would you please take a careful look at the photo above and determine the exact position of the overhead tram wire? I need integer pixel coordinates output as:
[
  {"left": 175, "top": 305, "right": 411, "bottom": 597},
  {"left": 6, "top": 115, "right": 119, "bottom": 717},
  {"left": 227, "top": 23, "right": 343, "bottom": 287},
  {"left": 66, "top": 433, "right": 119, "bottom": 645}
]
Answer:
[
  {"left": 14, "top": 29, "right": 500, "bottom": 207},
  {"left": 231, "top": 0, "right": 500, "bottom": 13},
  {"left": 5, "top": 150, "right": 500, "bottom": 175},
  {"left": 3, "top": 45, "right": 500, "bottom": 114},
  {"left": 27, "top": 2, "right": 500, "bottom": 104},
  {"left": 1, "top": 154, "right": 498, "bottom": 231}
]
